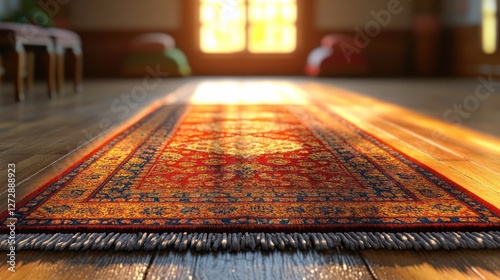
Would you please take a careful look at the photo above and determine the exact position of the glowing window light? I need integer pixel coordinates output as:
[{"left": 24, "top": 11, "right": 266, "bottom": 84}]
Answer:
[
  {"left": 200, "top": 0, "right": 297, "bottom": 53},
  {"left": 248, "top": 0, "right": 297, "bottom": 53},
  {"left": 200, "top": 0, "right": 246, "bottom": 53},
  {"left": 482, "top": 0, "right": 498, "bottom": 54}
]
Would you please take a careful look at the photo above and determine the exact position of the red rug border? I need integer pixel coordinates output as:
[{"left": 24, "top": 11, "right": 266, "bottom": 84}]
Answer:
[
  {"left": 9, "top": 222, "right": 500, "bottom": 234},
  {"left": 0, "top": 100, "right": 165, "bottom": 222},
  {"left": 345, "top": 118, "right": 500, "bottom": 218},
  {"left": 2, "top": 102, "right": 500, "bottom": 233}
]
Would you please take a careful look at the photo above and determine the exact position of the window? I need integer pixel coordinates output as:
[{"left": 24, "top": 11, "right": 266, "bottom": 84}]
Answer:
[
  {"left": 200, "top": 0, "right": 297, "bottom": 54},
  {"left": 482, "top": 0, "right": 498, "bottom": 54}
]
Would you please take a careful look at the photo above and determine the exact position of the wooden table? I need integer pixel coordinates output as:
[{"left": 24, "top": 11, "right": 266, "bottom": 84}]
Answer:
[
  {"left": 47, "top": 28, "right": 83, "bottom": 94},
  {"left": 0, "top": 22, "right": 56, "bottom": 102}
]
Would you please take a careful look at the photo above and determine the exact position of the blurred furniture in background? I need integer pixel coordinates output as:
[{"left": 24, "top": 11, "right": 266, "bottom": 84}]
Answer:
[
  {"left": 0, "top": 22, "right": 56, "bottom": 101},
  {"left": 0, "top": 23, "right": 83, "bottom": 101},
  {"left": 47, "top": 28, "right": 83, "bottom": 94},
  {"left": 120, "top": 33, "right": 191, "bottom": 78},
  {"left": 305, "top": 34, "right": 369, "bottom": 77}
]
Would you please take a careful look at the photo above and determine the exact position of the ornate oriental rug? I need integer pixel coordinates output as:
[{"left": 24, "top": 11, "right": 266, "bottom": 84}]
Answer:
[{"left": 1, "top": 104, "right": 500, "bottom": 251}]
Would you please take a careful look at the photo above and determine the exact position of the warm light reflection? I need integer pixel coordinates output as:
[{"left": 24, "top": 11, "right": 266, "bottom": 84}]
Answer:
[
  {"left": 190, "top": 81, "right": 309, "bottom": 104},
  {"left": 464, "top": 135, "right": 500, "bottom": 154},
  {"left": 482, "top": 0, "right": 498, "bottom": 54},
  {"left": 200, "top": 0, "right": 297, "bottom": 53}
]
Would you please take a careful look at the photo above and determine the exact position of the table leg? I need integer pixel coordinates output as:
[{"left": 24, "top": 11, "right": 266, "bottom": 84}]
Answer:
[
  {"left": 46, "top": 49, "right": 57, "bottom": 98},
  {"left": 73, "top": 46, "right": 83, "bottom": 93},
  {"left": 26, "top": 51, "right": 35, "bottom": 95},
  {"left": 56, "top": 49, "right": 65, "bottom": 95},
  {"left": 15, "top": 47, "right": 26, "bottom": 102}
]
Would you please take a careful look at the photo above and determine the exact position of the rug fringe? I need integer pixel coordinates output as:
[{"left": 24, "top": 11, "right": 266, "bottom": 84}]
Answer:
[{"left": 1, "top": 231, "right": 499, "bottom": 251}]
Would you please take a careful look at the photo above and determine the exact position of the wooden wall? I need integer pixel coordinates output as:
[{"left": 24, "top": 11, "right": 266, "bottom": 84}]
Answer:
[
  {"left": 443, "top": 0, "right": 500, "bottom": 77},
  {"left": 446, "top": 26, "right": 490, "bottom": 76},
  {"left": 445, "top": 25, "right": 500, "bottom": 77},
  {"left": 69, "top": 0, "right": 415, "bottom": 77}
]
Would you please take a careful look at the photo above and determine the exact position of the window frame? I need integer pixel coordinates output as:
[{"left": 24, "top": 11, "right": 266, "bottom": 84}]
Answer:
[
  {"left": 481, "top": 0, "right": 499, "bottom": 55},
  {"left": 195, "top": 0, "right": 303, "bottom": 57}
]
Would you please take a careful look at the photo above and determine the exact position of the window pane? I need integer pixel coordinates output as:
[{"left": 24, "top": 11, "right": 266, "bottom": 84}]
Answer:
[
  {"left": 248, "top": 0, "right": 297, "bottom": 53},
  {"left": 201, "top": 25, "right": 246, "bottom": 53},
  {"left": 482, "top": 0, "right": 497, "bottom": 54},
  {"left": 199, "top": 0, "right": 297, "bottom": 53},
  {"left": 248, "top": 24, "right": 296, "bottom": 53},
  {"left": 200, "top": 0, "right": 246, "bottom": 53}
]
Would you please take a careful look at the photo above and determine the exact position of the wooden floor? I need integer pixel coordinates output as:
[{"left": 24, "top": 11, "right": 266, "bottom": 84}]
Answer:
[{"left": 0, "top": 78, "right": 499, "bottom": 280}]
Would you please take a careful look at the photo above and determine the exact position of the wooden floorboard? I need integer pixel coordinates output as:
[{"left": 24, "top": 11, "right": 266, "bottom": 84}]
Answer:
[
  {"left": 361, "top": 249, "right": 500, "bottom": 280},
  {"left": 303, "top": 82, "right": 500, "bottom": 208},
  {"left": 1, "top": 78, "right": 499, "bottom": 279},
  {"left": 0, "top": 79, "right": 189, "bottom": 209},
  {"left": 147, "top": 249, "right": 374, "bottom": 280},
  {"left": 0, "top": 250, "right": 152, "bottom": 280}
]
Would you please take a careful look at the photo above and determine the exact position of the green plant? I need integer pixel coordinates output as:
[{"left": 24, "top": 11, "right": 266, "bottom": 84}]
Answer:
[{"left": 9, "top": 0, "right": 53, "bottom": 27}]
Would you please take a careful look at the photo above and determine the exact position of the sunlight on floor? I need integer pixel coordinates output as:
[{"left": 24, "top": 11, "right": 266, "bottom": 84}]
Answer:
[{"left": 189, "top": 81, "right": 310, "bottom": 104}]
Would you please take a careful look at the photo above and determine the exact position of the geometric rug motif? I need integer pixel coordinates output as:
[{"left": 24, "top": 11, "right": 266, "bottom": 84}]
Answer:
[{"left": 2, "top": 104, "right": 500, "bottom": 233}]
